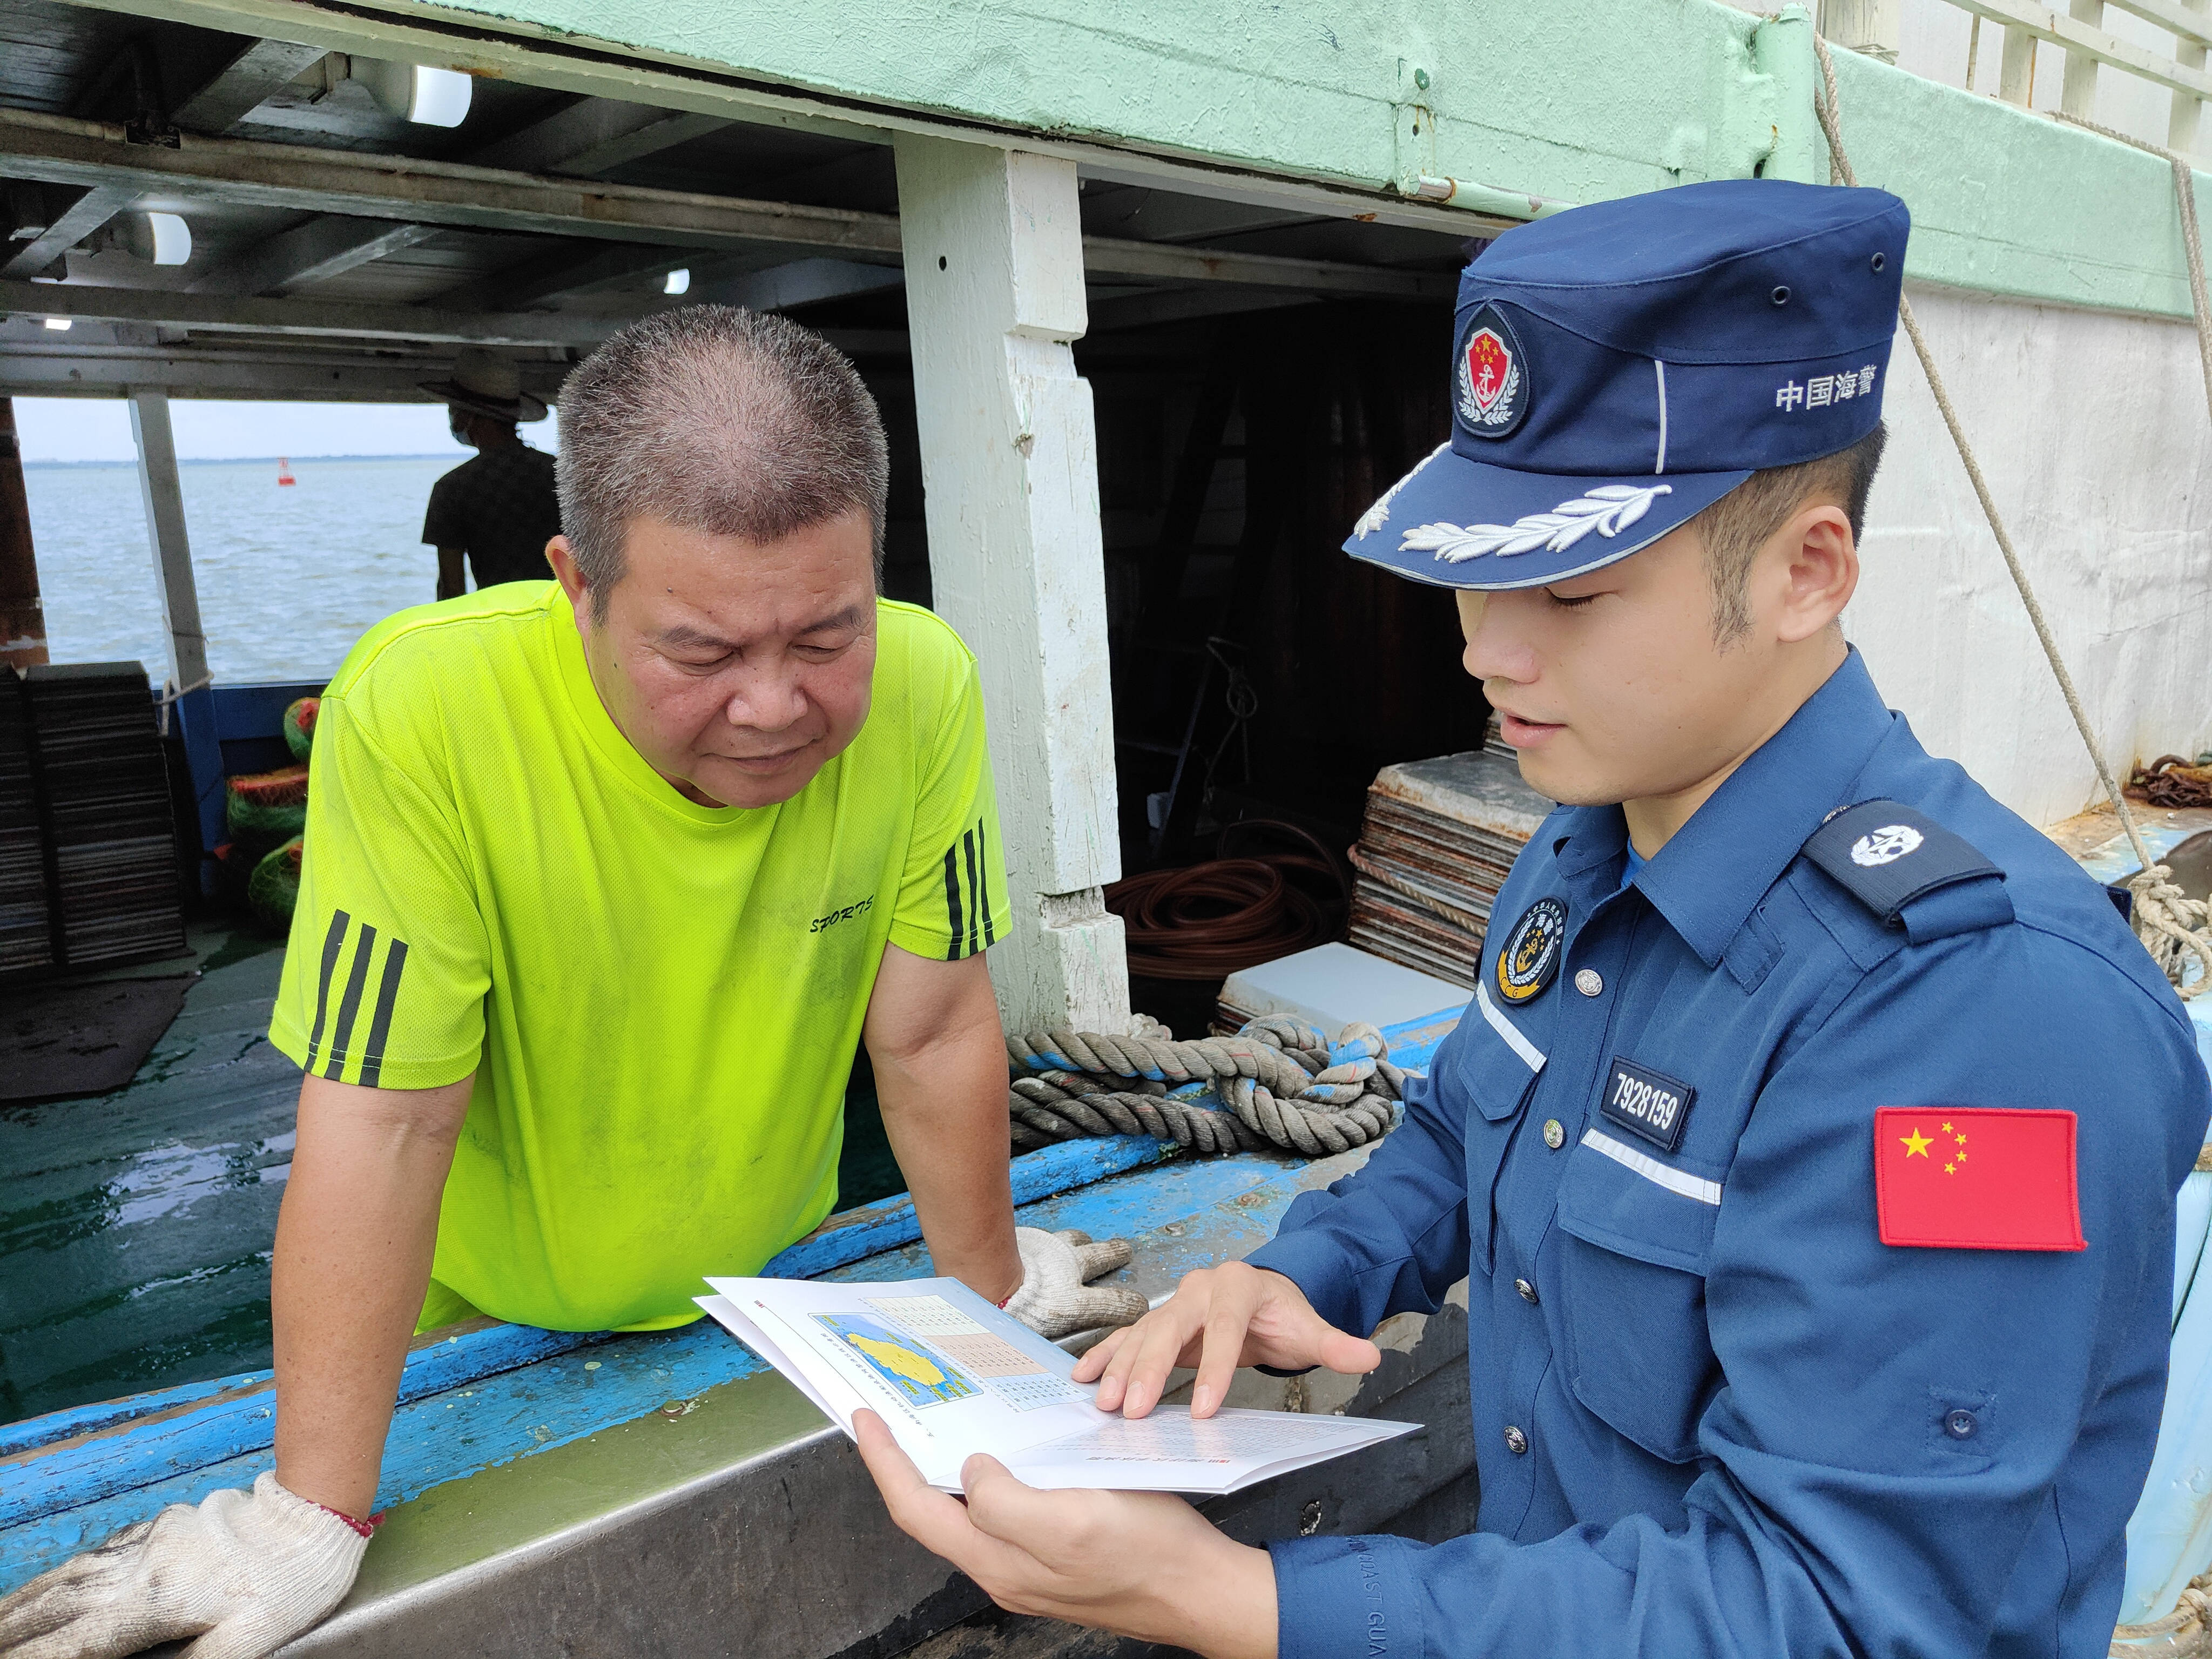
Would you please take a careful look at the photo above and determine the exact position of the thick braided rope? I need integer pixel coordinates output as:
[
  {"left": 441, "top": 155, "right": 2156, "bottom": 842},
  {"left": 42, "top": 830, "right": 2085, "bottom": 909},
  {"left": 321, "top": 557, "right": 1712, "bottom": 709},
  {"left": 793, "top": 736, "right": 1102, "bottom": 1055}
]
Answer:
[
  {"left": 1815, "top": 33, "right": 2212, "bottom": 1001},
  {"left": 1007, "top": 1014, "right": 1405, "bottom": 1157}
]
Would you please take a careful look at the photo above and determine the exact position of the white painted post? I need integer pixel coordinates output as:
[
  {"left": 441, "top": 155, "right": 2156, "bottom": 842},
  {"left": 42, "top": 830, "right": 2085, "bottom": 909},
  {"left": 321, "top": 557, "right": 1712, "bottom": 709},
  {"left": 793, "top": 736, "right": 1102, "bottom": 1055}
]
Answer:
[
  {"left": 891, "top": 135, "right": 1131, "bottom": 1037},
  {"left": 1821, "top": 0, "right": 1901, "bottom": 64},
  {"left": 1999, "top": 25, "right": 2039, "bottom": 105},
  {"left": 2174, "top": 0, "right": 2209, "bottom": 153},
  {"left": 2060, "top": 0, "right": 2105, "bottom": 117},
  {"left": 127, "top": 388, "right": 209, "bottom": 692}
]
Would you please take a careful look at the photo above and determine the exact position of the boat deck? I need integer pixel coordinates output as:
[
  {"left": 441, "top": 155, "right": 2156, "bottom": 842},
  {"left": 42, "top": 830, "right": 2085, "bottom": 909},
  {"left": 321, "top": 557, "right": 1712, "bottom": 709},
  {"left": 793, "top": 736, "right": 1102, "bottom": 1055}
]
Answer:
[{"left": 0, "top": 940, "right": 1468, "bottom": 1657}]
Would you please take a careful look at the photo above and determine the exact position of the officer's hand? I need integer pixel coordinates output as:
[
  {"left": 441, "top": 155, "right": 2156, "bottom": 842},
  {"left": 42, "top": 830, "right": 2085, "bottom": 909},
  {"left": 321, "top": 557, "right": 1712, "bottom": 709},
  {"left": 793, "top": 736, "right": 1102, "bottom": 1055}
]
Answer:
[
  {"left": 0, "top": 1472, "right": 368, "bottom": 1659},
  {"left": 854, "top": 1410, "right": 1276, "bottom": 1659},
  {"left": 1072, "top": 1261, "right": 1381, "bottom": 1419}
]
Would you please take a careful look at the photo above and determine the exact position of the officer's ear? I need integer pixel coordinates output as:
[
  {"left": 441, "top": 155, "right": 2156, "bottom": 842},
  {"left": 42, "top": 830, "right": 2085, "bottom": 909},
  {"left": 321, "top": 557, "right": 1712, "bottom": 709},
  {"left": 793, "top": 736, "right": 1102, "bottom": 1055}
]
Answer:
[
  {"left": 545, "top": 534, "right": 595, "bottom": 630},
  {"left": 1763, "top": 502, "right": 1858, "bottom": 645}
]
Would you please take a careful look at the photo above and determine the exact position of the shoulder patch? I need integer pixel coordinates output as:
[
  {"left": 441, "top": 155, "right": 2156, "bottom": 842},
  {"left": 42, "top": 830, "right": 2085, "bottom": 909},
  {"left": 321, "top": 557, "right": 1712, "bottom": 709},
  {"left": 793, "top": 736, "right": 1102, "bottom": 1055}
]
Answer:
[{"left": 1803, "top": 800, "right": 2009, "bottom": 938}]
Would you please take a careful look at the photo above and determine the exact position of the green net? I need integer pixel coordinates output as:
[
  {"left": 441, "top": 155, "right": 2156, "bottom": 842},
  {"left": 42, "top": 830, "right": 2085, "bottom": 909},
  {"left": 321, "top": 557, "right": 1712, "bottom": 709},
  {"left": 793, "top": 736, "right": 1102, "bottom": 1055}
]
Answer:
[
  {"left": 226, "top": 763, "right": 309, "bottom": 840},
  {"left": 247, "top": 835, "right": 304, "bottom": 932},
  {"left": 283, "top": 696, "right": 320, "bottom": 763}
]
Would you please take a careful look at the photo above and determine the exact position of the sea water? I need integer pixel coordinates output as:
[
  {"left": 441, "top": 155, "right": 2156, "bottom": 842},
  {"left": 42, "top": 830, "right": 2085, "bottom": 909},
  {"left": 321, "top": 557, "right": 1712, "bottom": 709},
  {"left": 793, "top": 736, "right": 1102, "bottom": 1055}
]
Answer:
[{"left": 23, "top": 455, "right": 472, "bottom": 685}]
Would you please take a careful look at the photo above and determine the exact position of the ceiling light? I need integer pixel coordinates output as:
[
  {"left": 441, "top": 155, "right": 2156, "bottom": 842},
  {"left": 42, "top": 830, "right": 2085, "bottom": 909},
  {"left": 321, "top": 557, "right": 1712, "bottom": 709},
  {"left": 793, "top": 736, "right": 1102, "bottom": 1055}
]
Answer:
[
  {"left": 42, "top": 317, "right": 71, "bottom": 331},
  {"left": 663, "top": 268, "right": 691, "bottom": 295},
  {"left": 144, "top": 212, "right": 191, "bottom": 266},
  {"left": 354, "top": 59, "right": 473, "bottom": 127}
]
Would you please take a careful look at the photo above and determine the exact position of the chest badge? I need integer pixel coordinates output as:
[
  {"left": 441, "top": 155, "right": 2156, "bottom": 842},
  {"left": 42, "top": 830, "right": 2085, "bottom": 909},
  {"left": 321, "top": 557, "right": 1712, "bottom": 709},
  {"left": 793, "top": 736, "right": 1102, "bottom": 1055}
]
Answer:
[
  {"left": 1495, "top": 896, "right": 1567, "bottom": 1004},
  {"left": 1600, "top": 1056, "right": 1697, "bottom": 1154}
]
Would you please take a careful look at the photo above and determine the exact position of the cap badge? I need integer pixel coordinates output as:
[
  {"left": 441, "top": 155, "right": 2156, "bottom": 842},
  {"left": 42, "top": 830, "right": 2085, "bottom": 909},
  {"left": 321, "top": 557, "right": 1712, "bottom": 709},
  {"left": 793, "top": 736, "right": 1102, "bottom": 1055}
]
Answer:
[
  {"left": 1456, "top": 304, "right": 1529, "bottom": 438},
  {"left": 1496, "top": 896, "right": 1567, "bottom": 1004}
]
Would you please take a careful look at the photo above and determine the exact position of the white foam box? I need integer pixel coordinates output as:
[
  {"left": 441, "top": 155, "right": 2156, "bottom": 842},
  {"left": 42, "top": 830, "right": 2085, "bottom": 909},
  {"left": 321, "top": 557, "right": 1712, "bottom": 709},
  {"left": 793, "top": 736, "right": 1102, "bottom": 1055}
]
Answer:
[{"left": 1220, "top": 941, "right": 1471, "bottom": 1037}]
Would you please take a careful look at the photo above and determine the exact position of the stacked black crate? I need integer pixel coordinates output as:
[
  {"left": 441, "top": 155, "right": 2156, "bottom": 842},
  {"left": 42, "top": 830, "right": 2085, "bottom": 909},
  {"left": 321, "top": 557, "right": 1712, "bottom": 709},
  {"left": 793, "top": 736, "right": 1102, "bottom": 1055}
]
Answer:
[
  {"left": 0, "top": 669, "right": 52, "bottom": 973},
  {"left": 24, "top": 663, "right": 187, "bottom": 969}
]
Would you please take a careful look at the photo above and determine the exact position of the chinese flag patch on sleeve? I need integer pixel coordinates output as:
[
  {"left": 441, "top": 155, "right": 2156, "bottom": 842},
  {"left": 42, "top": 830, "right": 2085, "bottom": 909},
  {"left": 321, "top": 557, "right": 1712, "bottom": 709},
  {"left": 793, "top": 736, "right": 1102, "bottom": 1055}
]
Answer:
[{"left": 1874, "top": 1107, "right": 2085, "bottom": 1251}]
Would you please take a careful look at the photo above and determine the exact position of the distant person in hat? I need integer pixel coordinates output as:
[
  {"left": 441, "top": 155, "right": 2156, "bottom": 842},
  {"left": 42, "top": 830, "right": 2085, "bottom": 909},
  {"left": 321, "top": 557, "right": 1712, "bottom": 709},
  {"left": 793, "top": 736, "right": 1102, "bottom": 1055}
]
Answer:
[
  {"left": 421, "top": 347, "right": 562, "bottom": 600},
  {"left": 854, "top": 182, "right": 2212, "bottom": 1658}
]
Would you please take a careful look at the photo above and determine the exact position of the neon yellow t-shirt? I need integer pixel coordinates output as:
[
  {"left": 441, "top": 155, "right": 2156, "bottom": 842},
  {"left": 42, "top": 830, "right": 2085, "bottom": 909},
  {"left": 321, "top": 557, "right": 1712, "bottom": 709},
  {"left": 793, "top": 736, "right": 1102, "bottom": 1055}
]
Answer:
[{"left": 268, "top": 583, "right": 1010, "bottom": 1333}]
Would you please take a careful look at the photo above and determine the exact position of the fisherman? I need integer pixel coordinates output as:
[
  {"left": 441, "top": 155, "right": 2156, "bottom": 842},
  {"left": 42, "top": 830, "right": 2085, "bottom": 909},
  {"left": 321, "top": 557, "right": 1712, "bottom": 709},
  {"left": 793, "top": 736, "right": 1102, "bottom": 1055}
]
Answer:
[
  {"left": 0, "top": 306, "right": 1144, "bottom": 1659},
  {"left": 853, "top": 181, "right": 2212, "bottom": 1657},
  {"left": 420, "top": 346, "right": 563, "bottom": 599}
]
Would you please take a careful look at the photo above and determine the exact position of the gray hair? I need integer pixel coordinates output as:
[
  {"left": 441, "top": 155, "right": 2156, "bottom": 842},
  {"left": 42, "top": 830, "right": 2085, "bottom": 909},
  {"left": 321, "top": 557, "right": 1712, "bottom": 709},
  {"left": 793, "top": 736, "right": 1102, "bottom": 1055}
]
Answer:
[{"left": 555, "top": 305, "right": 889, "bottom": 621}]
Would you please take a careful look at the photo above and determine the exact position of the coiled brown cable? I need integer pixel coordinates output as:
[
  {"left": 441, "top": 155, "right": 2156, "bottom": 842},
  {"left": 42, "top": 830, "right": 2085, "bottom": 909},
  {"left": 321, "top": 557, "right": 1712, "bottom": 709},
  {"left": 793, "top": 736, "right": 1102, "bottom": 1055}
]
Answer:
[{"left": 1104, "top": 819, "right": 1348, "bottom": 981}]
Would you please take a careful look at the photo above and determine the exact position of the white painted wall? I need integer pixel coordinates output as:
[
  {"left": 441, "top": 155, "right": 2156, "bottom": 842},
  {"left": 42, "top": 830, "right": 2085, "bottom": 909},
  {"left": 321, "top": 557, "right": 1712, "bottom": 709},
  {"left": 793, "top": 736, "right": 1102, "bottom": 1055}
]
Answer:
[{"left": 1847, "top": 281, "right": 2212, "bottom": 826}]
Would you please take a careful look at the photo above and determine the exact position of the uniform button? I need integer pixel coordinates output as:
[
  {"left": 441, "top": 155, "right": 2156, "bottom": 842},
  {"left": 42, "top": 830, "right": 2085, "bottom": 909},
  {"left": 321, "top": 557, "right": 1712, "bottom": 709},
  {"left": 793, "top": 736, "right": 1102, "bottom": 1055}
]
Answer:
[
  {"left": 1514, "top": 1278, "right": 1539, "bottom": 1304},
  {"left": 1574, "top": 968, "right": 1604, "bottom": 997},
  {"left": 1503, "top": 1425, "right": 1529, "bottom": 1455},
  {"left": 1944, "top": 1408, "right": 1978, "bottom": 1440},
  {"left": 1542, "top": 1118, "right": 1565, "bottom": 1150}
]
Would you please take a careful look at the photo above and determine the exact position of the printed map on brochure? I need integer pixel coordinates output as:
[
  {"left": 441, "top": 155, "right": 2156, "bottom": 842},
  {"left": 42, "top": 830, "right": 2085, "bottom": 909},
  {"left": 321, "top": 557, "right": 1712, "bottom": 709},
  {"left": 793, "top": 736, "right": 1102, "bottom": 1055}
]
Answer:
[{"left": 697, "top": 1275, "right": 1417, "bottom": 1495}]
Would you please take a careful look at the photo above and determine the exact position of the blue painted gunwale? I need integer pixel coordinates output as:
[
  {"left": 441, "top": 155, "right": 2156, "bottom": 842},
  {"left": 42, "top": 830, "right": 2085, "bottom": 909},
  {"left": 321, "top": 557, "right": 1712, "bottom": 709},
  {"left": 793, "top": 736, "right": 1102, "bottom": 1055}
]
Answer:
[{"left": 0, "top": 1005, "right": 1461, "bottom": 1594}]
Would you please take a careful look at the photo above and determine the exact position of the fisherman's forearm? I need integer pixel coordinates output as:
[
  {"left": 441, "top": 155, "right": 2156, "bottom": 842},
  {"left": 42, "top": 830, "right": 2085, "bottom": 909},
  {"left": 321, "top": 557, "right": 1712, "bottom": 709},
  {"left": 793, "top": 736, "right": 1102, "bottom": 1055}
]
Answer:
[{"left": 272, "top": 1073, "right": 473, "bottom": 1519}]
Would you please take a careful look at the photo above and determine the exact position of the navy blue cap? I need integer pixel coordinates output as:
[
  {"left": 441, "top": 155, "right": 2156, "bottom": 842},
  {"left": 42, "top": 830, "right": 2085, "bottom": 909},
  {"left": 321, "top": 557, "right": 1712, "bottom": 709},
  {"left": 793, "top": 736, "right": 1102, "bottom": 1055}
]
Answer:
[{"left": 1347, "top": 179, "right": 1909, "bottom": 590}]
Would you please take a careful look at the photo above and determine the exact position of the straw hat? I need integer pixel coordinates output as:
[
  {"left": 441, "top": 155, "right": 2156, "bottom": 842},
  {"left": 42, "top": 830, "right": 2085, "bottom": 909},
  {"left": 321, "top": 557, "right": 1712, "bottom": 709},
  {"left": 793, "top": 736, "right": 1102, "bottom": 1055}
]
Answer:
[{"left": 419, "top": 348, "right": 549, "bottom": 423}]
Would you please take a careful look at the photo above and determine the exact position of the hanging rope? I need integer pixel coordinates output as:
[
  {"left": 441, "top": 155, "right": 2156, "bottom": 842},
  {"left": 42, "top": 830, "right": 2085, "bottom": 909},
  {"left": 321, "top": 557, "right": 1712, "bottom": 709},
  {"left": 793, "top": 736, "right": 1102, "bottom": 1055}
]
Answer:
[
  {"left": 1006, "top": 1013, "right": 1405, "bottom": 1158},
  {"left": 1812, "top": 32, "right": 2212, "bottom": 1000}
]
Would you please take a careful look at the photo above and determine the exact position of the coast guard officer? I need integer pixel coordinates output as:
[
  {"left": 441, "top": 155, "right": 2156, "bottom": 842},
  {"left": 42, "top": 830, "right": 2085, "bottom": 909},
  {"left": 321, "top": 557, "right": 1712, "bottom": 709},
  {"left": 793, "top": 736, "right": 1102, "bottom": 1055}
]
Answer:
[{"left": 852, "top": 179, "right": 2212, "bottom": 1657}]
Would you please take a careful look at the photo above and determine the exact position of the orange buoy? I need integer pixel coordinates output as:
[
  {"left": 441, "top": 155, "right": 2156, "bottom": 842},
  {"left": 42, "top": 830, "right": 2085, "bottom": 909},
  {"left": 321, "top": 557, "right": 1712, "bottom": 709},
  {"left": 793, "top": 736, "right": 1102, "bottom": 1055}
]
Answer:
[{"left": 276, "top": 457, "right": 296, "bottom": 486}]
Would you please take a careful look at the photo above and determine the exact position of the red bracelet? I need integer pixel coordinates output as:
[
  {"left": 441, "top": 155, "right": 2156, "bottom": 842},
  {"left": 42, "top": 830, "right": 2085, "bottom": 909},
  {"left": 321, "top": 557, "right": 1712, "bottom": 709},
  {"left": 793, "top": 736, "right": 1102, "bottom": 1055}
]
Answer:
[{"left": 315, "top": 1502, "right": 382, "bottom": 1539}]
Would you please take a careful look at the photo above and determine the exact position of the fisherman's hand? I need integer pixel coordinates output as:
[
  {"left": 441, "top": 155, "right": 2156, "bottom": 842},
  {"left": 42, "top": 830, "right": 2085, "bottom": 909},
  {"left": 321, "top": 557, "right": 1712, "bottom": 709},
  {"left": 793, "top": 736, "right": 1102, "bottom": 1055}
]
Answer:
[
  {"left": 0, "top": 1472, "right": 370, "bottom": 1659},
  {"left": 1073, "top": 1261, "right": 1381, "bottom": 1419},
  {"left": 1003, "top": 1227, "right": 1149, "bottom": 1340},
  {"left": 855, "top": 1410, "right": 1276, "bottom": 1659}
]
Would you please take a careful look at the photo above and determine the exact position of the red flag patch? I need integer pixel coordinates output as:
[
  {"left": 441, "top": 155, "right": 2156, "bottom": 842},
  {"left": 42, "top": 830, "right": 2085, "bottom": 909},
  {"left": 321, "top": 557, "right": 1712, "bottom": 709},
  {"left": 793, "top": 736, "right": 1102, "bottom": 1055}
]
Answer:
[{"left": 1874, "top": 1107, "right": 2085, "bottom": 1251}]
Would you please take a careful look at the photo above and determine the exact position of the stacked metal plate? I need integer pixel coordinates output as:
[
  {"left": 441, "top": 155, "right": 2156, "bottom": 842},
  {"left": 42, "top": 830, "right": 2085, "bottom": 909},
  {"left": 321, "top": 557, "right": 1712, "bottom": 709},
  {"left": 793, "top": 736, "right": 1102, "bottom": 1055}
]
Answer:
[
  {"left": 0, "top": 669, "right": 53, "bottom": 973},
  {"left": 22, "top": 663, "right": 187, "bottom": 971},
  {"left": 1346, "top": 747, "right": 1553, "bottom": 987}
]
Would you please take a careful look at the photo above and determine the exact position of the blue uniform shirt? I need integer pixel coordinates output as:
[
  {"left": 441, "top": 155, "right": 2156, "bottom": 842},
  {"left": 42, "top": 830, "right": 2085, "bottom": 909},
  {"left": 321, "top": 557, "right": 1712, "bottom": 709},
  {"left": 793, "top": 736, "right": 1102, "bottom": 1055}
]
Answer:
[{"left": 1250, "top": 650, "right": 2210, "bottom": 1658}]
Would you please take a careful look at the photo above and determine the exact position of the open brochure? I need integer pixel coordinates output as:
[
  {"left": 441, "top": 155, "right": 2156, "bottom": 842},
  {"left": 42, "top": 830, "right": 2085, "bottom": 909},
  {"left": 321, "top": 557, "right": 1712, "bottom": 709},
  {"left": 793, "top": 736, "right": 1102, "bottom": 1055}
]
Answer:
[{"left": 698, "top": 1275, "right": 1417, "bottom": 1495}]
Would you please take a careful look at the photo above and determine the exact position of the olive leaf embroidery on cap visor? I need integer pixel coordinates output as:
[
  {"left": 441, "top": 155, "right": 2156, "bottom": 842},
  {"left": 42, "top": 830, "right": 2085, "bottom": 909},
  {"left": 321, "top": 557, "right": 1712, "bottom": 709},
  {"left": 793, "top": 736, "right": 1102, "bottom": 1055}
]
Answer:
[
  {"left": 1353, "top": 440, "right": 1452, "bottom": 540},
  {"left": 1401, "top": 482, "right": 1674, "bottom": 564}
]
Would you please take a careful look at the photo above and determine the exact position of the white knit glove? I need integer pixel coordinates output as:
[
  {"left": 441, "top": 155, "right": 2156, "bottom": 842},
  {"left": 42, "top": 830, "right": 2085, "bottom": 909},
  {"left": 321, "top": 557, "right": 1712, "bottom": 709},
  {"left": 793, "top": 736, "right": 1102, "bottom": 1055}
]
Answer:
[
  {"left": 0, "top": 1472, "right": 369, "bottom": 1659},
  {"left": 1003, "top": 1226, "right": 1150, "bottom": 1340}
]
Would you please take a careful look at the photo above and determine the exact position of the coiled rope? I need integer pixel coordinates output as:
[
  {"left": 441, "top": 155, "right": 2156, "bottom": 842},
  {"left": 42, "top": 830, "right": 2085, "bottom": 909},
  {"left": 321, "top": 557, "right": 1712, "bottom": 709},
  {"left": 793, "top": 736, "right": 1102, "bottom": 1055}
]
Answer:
[
  {"left": 1813, "top": 32, "right": 2212, "bottom": 1000},
  {"left": 1005, "top": 1013, "right": 1405, "bottom": 1158}
]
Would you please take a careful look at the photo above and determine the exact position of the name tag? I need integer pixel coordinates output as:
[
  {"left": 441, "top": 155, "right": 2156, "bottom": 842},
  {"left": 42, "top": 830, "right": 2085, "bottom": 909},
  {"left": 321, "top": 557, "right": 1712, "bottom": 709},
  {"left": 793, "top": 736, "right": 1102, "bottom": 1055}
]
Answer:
[{"left": 1600, "top": 1056, "right": 1696, "bottom": 1154}]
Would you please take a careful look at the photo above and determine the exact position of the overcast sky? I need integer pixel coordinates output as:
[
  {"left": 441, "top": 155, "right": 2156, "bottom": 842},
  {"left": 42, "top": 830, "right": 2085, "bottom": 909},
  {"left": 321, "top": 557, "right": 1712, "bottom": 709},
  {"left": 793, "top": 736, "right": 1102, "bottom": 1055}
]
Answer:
[{"left": 14, "top": 398, "right": 560, "bottom": 463}]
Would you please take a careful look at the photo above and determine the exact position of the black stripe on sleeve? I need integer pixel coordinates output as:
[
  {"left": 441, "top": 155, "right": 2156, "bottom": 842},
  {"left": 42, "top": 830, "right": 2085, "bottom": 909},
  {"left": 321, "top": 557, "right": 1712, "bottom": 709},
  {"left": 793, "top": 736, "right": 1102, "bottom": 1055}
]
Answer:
[
  {"left": 355, "top": 939, "right": 409, "bottom": 1089},
  {"left": 962, "top": 828, "right": 981, "bottom": 960},
  {"left": 978, "top": 821, "right": 995, "bottom": 947},
  {"left": 942, "top": 845, "right": 964, "bottom": 961},
  {"left": 304, "top": 909, "right": 350, "bottom": 1071},
  {"left": 322, "top": 923, "right": 377, "bottom": 1082}
]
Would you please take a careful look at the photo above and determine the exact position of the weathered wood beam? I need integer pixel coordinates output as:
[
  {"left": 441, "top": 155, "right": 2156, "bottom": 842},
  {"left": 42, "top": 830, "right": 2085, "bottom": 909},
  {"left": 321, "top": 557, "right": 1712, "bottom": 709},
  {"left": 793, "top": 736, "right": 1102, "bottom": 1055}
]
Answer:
[
  {"left": 197, "top": 99, "right": 734, "bottom": 297},
  {"left": 186, "top": 217, "right": 438, "bottom": 296},
  {"left": 0, "top": 106, "right": 906, "bottom": 258},
  {"left": 0, "top": 277, "right": 613, "bottom": 346},
  {"left": 0, "top": 109, "right": 1454, "bottom": 300},
  {"left": 126, "top": 388, "right": 209, "bottom": 692},
  {"left": 427, "top": 242, "right": 689, "bottom": 313},
  {"left": 170, "top": 38, "right": 329, "bottom": 133},
  {"left": 694, "top": 257, "right": 903, "bottom": 311},
  {"left": 0, "top": 183, "right": 136, "bottom": 279}
]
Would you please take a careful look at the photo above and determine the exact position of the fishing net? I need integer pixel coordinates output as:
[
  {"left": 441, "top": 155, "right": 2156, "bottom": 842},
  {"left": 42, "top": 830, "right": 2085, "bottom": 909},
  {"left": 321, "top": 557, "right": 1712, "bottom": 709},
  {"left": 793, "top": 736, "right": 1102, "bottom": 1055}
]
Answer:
[
  {"left": 225, "top": 764, "right": 309, "bottom": 841},
  {"left": 247, "top": 835, "right": 304, "bottom": 932},
  {"left": 282, "top": 697, "right": 320, "bottom": 763}
]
